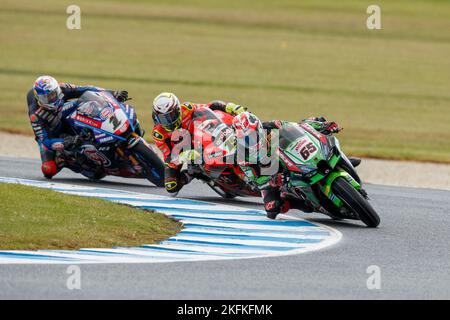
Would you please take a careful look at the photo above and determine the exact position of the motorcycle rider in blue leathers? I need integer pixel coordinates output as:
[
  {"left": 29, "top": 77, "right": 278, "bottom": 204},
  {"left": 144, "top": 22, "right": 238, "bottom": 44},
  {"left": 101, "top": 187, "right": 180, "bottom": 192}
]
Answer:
[{"left": 27, "top": 75, "right": 128, "bottom": 178}]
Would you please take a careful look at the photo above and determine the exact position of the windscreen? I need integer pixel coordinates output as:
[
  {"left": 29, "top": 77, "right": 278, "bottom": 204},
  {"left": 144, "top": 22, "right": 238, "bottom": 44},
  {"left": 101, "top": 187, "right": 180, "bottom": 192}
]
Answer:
[
  {"left": 278, "top": 123, "right": 307, "bottom": 149},
  {"left": 77, "top": 91, "right": 110, "bottom": 118}
]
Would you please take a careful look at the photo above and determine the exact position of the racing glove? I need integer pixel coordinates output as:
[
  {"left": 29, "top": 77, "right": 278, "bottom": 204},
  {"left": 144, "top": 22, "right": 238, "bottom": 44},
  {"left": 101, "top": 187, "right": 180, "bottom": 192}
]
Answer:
[
  {"left": 321, "top": 121, "right": 342, "bottom": 135},
  {"left": 225, "top": 102, "right": 247, "bottom": 115},
  {"left": 113, "top": 90, "right": 129, "bottom": 102},
  {"left": 51, "top": 136, "right": 79, "bottom": 151},
  {"left": 62, "top": 135, "right": 81, "bottom": 150},
  {"left": 303, "top": 117, "right": 342, "bottom": 135}
]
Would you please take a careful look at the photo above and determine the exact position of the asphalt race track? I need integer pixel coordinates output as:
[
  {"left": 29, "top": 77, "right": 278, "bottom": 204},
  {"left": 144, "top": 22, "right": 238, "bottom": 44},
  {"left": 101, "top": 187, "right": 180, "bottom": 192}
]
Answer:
[{"left": 0, "top": 156, "right": 449, "bottom": 299}]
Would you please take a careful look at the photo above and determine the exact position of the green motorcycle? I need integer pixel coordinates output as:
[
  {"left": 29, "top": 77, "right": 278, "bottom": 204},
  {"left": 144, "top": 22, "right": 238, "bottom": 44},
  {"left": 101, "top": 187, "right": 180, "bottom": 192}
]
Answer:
[{"left": 275, "top": 122, "right": 380, "bottom": 227}]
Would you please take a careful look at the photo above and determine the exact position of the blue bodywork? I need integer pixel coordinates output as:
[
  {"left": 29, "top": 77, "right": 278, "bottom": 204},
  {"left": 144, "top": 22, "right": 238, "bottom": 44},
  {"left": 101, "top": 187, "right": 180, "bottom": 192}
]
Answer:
[
  {"left": 65, "top": 91, "right": 136, "bottom": 143},
  {"left": 61, "top": 91, "right": 139, "bottom": 175}
]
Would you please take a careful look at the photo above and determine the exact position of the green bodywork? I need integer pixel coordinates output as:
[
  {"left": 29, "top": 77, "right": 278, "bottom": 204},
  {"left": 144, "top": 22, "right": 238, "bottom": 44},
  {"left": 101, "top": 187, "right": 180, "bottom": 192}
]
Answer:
[
  {"left": 319, "top": 170, "right": 361, "bottom": 206},
  {"left": 242, "top": 121, "right": 361, "bottom": 210},
  {"left": 284, "top": 123, "right": 361, "bottom": 208}
]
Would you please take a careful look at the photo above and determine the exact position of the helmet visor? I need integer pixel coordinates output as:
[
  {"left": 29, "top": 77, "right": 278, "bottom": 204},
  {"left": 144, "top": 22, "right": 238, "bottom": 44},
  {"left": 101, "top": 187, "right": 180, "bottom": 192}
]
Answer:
[
  {"left": 156, "top": 108, "right": 181, "bottom": 131},
  {"left": 36, "top": 87, "right": 62, "bottom": 109}
]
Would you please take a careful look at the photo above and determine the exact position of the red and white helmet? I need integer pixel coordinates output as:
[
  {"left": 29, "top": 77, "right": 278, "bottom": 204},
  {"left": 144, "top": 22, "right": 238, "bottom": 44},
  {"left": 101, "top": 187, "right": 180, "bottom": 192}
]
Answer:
[
  {"left": 152, "top": 92, "right": 181, "bottom": 131},
  {"left": 232, "top": 111, "right": 264, "bottom": 150}
]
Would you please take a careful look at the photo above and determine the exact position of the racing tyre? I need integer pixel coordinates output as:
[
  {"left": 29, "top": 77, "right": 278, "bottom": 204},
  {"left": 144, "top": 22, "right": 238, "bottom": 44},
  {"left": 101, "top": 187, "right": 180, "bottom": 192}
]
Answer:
[
  {"left": 331, "top": 177, "right": 380, "bottom": 227},
  {"left": 131, "top": 140, "right": 165, "bottom": 187}
]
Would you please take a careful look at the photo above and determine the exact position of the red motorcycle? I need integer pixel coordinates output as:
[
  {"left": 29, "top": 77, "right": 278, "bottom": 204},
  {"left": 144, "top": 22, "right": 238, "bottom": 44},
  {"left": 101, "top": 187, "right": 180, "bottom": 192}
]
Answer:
[{"left": 175, "top": 107, "right": 260, "bottom": 199}]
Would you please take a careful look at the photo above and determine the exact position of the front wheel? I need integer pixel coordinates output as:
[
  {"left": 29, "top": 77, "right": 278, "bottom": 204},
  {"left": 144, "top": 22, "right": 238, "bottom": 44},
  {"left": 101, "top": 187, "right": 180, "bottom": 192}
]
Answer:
[
  {"left": 130, "top": 140, "right": 165, "bottom": 187},
  {"left": 331, "top": 177, "right": 380, "bottom": 227}
]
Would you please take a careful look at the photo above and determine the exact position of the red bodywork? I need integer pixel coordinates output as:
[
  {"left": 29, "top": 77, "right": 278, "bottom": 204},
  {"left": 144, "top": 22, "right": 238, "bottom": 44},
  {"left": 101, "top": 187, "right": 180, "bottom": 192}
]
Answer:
[{"left": 189, "top": 108, "right": 260, "bottom": 197}]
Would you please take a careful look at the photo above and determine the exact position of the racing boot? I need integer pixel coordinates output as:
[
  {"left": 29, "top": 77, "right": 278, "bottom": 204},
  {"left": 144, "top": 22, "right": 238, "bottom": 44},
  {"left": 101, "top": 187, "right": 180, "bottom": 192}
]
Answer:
[{"left": 42, "top": 160, "right": 59, "bottom": 179}]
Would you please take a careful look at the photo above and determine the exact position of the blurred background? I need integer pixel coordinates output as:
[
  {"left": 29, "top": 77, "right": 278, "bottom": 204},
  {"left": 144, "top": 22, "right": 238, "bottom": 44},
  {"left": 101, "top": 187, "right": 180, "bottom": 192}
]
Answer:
[{"left": 1, "top": 0, "right": 449, "bottom": 162}]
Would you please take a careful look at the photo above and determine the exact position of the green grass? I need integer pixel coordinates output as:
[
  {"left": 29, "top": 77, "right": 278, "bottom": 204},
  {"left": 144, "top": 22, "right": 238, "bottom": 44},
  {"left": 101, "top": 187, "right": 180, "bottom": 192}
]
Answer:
[
  {"left": 0, "top": 0, "right": 449, "bottom": 162},
  {"left": 0, "top": 183, "right": 182, "bottom": 250}
]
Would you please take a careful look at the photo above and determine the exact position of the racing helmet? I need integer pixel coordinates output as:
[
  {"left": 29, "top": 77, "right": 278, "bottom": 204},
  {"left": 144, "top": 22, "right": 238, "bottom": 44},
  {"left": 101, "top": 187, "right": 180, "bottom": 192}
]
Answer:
[
  {"left": 33, "top": 75, "right": 63, "bottom": 111},
  {"left": 152, "top": 92, "right": 181, "bottom": 131},
  {"left": 232, "top": 111, "right": 266, "bottom": 162}
]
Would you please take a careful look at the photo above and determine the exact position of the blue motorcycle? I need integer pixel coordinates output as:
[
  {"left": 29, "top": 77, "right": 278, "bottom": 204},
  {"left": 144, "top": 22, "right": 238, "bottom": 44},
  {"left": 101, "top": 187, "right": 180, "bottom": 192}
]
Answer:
[{"left": 60, "top": 91, "right": 164, "bottom": 187}]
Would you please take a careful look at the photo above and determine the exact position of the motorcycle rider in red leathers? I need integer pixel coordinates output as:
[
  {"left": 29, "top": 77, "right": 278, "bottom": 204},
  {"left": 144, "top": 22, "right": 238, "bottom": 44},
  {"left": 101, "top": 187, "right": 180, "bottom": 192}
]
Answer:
[{"left": 151, "top": 92, "right": 247, "bottom": 194}]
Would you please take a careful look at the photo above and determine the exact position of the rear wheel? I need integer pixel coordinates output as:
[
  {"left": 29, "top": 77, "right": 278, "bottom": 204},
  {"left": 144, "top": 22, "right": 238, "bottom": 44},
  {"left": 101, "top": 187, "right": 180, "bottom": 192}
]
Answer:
[
  {"left": 331, "top": 177, "right": 380, "bottom": 227},
  {"left": 131, "top": 141, "right": 165, "bottom": 187}
]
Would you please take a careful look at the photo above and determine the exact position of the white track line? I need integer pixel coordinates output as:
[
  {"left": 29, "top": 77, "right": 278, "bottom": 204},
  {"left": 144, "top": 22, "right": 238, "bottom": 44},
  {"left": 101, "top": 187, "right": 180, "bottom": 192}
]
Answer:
[{"left": 0, "top": 177, "right": 342, "bottom": 264}]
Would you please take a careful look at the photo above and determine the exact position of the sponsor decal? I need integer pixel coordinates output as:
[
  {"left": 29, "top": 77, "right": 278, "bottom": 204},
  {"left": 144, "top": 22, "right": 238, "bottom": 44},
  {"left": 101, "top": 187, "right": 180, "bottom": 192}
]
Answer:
[
  {"left": 294, "top": 137, "right": 309, "bottom": 152},
  {"left": 98, "top": 146, "right": 111, "bottom": 152},
  {"left": 207, "top": 150, "right": 224, "bottom": 160},
  {"left": 100, "top": 107, "right": 113, "bottom": 120},
  {"left": 109, "top": 115, "right": 122, "bottom": 131},
  {"left": 300, "top": 123, "right": 327, "bottom": 144},
  {"left": 81, "top": 145, "right": 111, "bottom": 167},
  {"left": 291, "top": 136, "right": 318, "bottom": 162},
  {"left": 75, "top": 114, "right": 102, "bottom": 128},
  {"left": 153, "top": 129, "right": 164, "bottom": 141},
  {"left": 279, "top": 150, "right": 301, "bottom": 172},
  {"left": 98, "top": 136, "right": 114, "bottom": 144},
  {"left": 114, "top": 121, "right": 129, "bottom": 135},
  {"left": 153, "top": 130, "right": 164, "bottom": 141},
  {"left": 214, "top": 127, "right": 233, "bottom": 146},
  {"left": 62, "top": 102, "right": 76, "bottom": 112}
]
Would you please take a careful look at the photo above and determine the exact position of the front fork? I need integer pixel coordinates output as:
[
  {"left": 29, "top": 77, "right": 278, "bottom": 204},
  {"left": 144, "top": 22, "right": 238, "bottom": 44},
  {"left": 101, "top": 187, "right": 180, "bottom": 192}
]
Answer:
[{"left": 116, "top": 132, "right": 142, "bottom": 167}]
